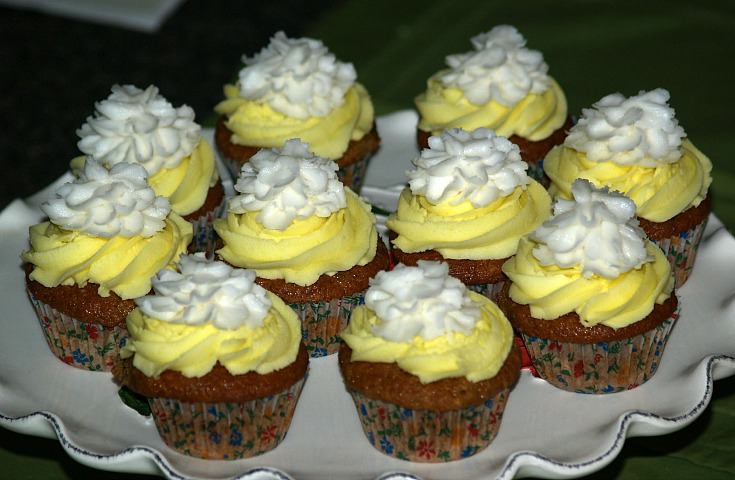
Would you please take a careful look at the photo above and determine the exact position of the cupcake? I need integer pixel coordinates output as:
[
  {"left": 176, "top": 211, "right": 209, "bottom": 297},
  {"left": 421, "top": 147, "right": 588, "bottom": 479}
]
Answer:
[
  {"left": 214, "top": 139, "right": 390, "bottom": 357},
  {"left": 22, "top": 160, "right": 192, "bottom": 371},
  {"left": 414, "top": 25, "right": 571, "bottom": 183},
  {"left": 387, "top": 127, "right": 551, "bottom": 300},
  {"left": 497, "top": 179, "right": 678, "bottom": 394},
  {"left": 213, "top": 31, "right": 380, "bottom": 192},
  {"left": 75, "top": 84, "right": 225, "bottom": 256},
  {"left": 114, "top": 253, "right": 308, "bottom": 460},
  {"left": 543, "top": 88, "right": 712, "bottom": 287},
  {"left": 339, "top": 260, "right": 521, "bottom": 462}
]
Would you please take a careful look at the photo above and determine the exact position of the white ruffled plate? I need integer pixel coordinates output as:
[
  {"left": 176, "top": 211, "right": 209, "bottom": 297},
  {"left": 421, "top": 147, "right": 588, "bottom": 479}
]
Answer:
[{"left": 1, "top": 110, "right": 734, "bottom": 480}]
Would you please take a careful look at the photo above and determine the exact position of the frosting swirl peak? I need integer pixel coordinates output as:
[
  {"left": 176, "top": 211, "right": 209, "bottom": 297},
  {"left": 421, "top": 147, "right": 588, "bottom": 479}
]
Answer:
[
  {"left": 237, "top": 31, "right": 357, "bottom": 118},
  {"left": 135, "top": 253, "right": 272, "bottom": 330},
  {"left": 41, "top": 159, "right": 170, "bottom": 238},
  {"left": 77, "top": 84, "right": 201, "bottom": 174},
  {"left": 228, "top": 139, "right": 347, "bottom": 230},
  {"left": 531, "top": 179, "right": 650, "bottom": 279},
  {"left": 564, "top": 88, "right": 685, "bottom": 167},
  {"left": 440, "top": 25, "right": 550, "bottom": 107},
  {"left": 367, "top": 261, "right": 481, "bottom": 342},
  {"left": 409, "top": 127, "right": 529, "bottom": 207}
]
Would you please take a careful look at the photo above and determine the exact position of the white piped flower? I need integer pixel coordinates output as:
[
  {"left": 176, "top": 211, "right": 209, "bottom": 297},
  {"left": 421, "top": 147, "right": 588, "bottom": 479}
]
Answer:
[
  {"left": 408, "top": 127, "right": 529, "bottom": 207},
  {"left": 228, "top": 139, "right": 346, "bottom": 230}
]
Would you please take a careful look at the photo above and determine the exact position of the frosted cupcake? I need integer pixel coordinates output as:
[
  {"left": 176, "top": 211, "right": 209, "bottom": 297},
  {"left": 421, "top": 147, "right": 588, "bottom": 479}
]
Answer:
[
  {"left": 415, "top": 25, "right": 571, "bottom": 183},
  {"left": 22, "top": 160, "right": 192, "bottom": 371},
  {"left": 498, "top": 179, "right": 678, "bottom": 394},
  {"left": 214, "top": 31, "right": 380, "bottom": 192},
  {"left": 339, "top": 261, "right": 521, "bottom": 462},
  {"left": 387, "top": 127, "right": 551, "bottom": 300},
  {"left": 115, "top": 253, "right": 308, "bottom": 460},
  {"left": 75, "top": 84, "right": 225, "bottom": 255},
  {"left": 214, "top": 139, "right": 390, "bottom": 357},
  {"left": 543, "top": 88, "right": 712, "bottom": 286}
]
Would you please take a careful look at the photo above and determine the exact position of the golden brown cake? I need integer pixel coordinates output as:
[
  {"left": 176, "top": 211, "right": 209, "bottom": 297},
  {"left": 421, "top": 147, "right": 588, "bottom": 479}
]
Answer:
[
  {"left": 499, "top": 179, "right": 679, "bottom": 393},
  {"left": 22, "top": 160, "right": 192, "bottom": 371},
  {"left": 338, "top": 261, "right": 520, "bottom": 462},
  {"left": 114, "top": 254, "right": 308, "bottom": 460}
]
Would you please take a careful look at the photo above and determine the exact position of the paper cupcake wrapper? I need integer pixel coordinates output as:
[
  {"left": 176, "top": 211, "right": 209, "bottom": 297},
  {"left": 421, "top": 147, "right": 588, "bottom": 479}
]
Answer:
[
  {"left": 26, "top": 289, "right": 128, "bottom": 372},
  {"left": 347, "top": 388, "right": 510, "bottom": 463},
  {"left": 187, "top": 195, "right": 228, "bottom": 258},
  {"left": 525, "top": 158, "right": 548, "bottom": 187},
  {"left": 149, "top": 376, "right": 306, "bottom": 460},
  {"left": 337, "top": 151, "right": 373, "bottom": 194},
  {"left": 520, "top": 304, "right": 679, "bottom": 394},
  {"left": 650, "top": 217, "right": 708, "bottom": 288},
  {"left": 289, "top": 290, "right": 365, "bottom": 357},
  {"left": 467, "top": 279, "right": 506, "bottom": 302}
]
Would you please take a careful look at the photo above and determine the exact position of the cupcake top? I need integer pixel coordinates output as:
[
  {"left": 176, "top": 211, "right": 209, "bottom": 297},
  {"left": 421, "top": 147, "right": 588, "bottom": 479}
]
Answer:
[
  {"left": 387, "top": 127, "right": 550, "bottom": 259},
  {"left": 121, "top": 253, "right": 302, "bottom": 378},
  {"left": 341, "top": 260, "right": 514, "bottom": 384},
  {"left": 214, "top": 139, "right": 378, "bottom": 286},
  {"left": 544, "top": 88, "right": 712, "bottom": 222},
  {"left": 502, "top": 179, "right": 673, "bottom": 329},
  {"left": 415, "top": 25, "right": 567, "bottom": 140},
  {"left": 22, "top": 159, "right": 192, "bottom": 299},
  {"left": 214, "top": 31, "right": 374, "bottom": 159},
  {"left": 75, "top": 84, "right": 218, "bottom": 216}
]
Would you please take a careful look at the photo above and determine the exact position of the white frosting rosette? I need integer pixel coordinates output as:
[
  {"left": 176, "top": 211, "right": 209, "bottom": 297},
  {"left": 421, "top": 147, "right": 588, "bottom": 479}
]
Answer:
[
  {"left": 41, "top": 158, "right": 170, "bottom": 238},
  {"left": 440, "top": 25, "right": 551, "bottom": 107},
  {"left": 408, "top": 127, "right": 529, "bottom": 207},
  {"left": 531, "top": 179, "right": 651, "bottom": 278},
  {"left": 77, "top": 84, "right": 201, "bottom": 174},
  {"left": 236, "top": 30, "right": 357, "bottom": 118},
  {"left": 228, "top": 139, "right": 347, "bottom": 230}
]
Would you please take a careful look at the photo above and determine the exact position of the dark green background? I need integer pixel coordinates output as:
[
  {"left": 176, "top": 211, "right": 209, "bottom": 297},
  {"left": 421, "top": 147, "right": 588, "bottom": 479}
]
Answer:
[{"left": 2, "top": 0, "right": 734, "bottom": 478}]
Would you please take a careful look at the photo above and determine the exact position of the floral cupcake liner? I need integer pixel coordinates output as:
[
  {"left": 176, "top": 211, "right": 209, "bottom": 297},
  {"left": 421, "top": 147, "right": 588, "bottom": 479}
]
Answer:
[
  {"left": 525, "top": 159, "right": 548, "bottom": 187},
  {"left": 467, "top": 280, "right": 506, "bottom": 302},
  {"left": 346, "top": 388, "right": 511, "bottom": 462},
  {"left": 26, "top": 290, "right": 128, "bottom": 372},
  {"left": 290, "top": 290, "right": 365, "bottom": 357},
  {"left": 188, "top": 196, "right": 228, "bottom": 258},
  {"left": 149, "top": 376, "right": 306, "bottom": 460},
  {"left": 650, "top": 217, "right": 708, "bottom": 288},
  {"left": 337, "top": 152, "right": 373, "bottom": 194},
  {"left": 520, "top": 304, "right": 679, "bottom": 394}
]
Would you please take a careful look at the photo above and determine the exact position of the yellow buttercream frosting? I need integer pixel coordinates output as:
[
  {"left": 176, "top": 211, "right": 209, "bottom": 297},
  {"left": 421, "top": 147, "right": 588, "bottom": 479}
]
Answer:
[
  {"left": 121, "top": 291, "right": 301, "bottom": 378},
  {"left": 148, "top": 139, "right": 219, "bottom": 216},
  {"left": 544, "top": 139, "right": 712, "bottom": 222},
  {"left": 22, "top": 214, "right": 192, "bottom": 299},
  {"left": 214, "top": 83, "right": 374, "bottom": 160},
  {"left": 341, "top": 291, "right": 513, "bottom": 384},
  {"left": 214, "top": 188, "right": 377, "bottom": 286},
  {"left": 502, "top": 238, "right": 673, "bottom": 329},
  {"left": 415, "top": 75, "right": 567, "bottom": 141},
  {"left": 387, "top": 181, "right": 551, "bottom": 260}
]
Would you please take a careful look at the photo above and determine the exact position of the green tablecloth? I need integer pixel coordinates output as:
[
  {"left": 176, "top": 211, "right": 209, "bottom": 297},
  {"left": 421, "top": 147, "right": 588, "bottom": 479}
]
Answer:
[{"left": 2, "top": 1, "right": 734, "bottom": 478}]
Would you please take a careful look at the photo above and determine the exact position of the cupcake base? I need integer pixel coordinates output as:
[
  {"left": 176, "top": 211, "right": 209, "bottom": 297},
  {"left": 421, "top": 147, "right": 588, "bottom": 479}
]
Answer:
[
  {"left": 149, "top": 376, "right": 306, "bottom": 460},
  {"left": 26, "top": 289, "right": 128, "bottom": 371},
  {"left": 346, "top": 388, "right": 511, "bottom": 462},
  {"left": 184, "top": 182, "right": 227, "bottom": 258}
]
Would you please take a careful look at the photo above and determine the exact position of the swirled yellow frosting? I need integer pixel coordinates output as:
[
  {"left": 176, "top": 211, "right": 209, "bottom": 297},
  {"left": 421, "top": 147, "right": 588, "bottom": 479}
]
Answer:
[
  {"left": 121, "top": 290, "right": 301, "bottom": 378},
  {"left": 215, "top": 83, "right": 374, "bottom": 160},
  {"left": 147, "top": 139, "right": 219, "bottom": 216},
  {"left": 343, "top": 288, "right": 513, "bottom": 384},
  {"left": 23, "top": 214, "right": 192, "bottom": 299},
  {"left": 503, "top": 236, "right": 673, "bottom": 329},
  {"left": 544, "top": 139, "right": 712, "bottom": 223},
  {"left": 416, "top": 76, "right": 567, "bottom": 141},
  {"left": 214, "top": 188, "right": 377, "bottom": 286},
  {"left": 388, "top": 181, "right": 550, "bottom": 260}
]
